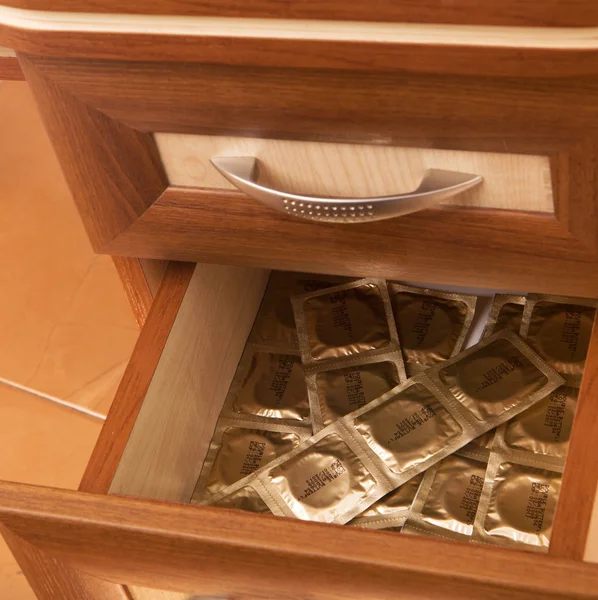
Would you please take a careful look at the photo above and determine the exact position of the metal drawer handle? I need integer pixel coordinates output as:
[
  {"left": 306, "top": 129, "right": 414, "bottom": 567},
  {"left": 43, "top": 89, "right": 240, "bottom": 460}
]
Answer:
[{"left": 211, "top": 156, "right": 482, "bottom": 223}]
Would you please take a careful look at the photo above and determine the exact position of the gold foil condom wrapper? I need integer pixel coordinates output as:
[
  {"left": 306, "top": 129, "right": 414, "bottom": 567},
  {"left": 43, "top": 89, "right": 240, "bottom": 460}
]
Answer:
[
  {"left": 403, "top": 449, "right": 488, "bottom": 540},
  {"left": 500, "top": 384, "right": 578, "bottom": 458},
  {"left": 521, "top": 294, "right": 597, "bottom": 386},
  {"left": 482, "top": 294, "right": 526, "bottom": 339},
  {"left": 471, "top": 294, "right": 526, "bottom": 452},
  {"left": 350, "top": 472, "right": 425, "bottom": 529},
  {"left": 292, "top": 278, "right": 406, "bottom": 379},
  {"left": 306, "top": 355, "right": 404, "bottom": 433},
  {"left": 191, "top": 419, "right": 311, "bottom": 502},
  {"left": 222, "top": 344, "right": 310, "bottom": 424},
  {"left": 251, "top": 271, "right": 351, "bottom": 348},
  {"left": 208, "top": 485, "right": 273, "bottom": 515},
  {"left": 436, "top": 337, "right": 550, "bottom": 421},
  {"left": 468, "top": 429, "right": 495, "bottom": 450},
  {"left": 388, "top": 283, "right": 476, "bottom": 378},
  {"left": 353, "top": 381, "right": 463, "bottom": 475},
  {"left": 203, "top": 331, "right": 563, "bottom": 525},
  {"left": 474, "top": 459, "right": 563, "bottom": 550},
  {"left": 267, "top": 432, "right": 378, "bottom": 522}
]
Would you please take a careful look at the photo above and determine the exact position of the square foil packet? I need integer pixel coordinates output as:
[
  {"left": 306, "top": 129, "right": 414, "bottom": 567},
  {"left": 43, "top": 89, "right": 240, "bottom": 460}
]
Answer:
[
  {"left": 221, "top": 343, "right": 311, "bottom": 426},
  {"left": 191, "top": 418, "right": 311, "bottom": 502},
  {"left": 251, "top": 271, "right": 351, "bottom": 348},
  {"left": 520, "top": 293, "right": 597, "bottom": 387},
  {"left": 472, "top": 454, "right": 563, "bottom": 552},
  {"left": 306, "top": 355, "right": 405, "bottom": 433},
  {"left": 388, "top": 282, "right": 476, "bottom": 377},
  {"left": 291, "top": 278, "right": 406, "bottom": 378},
  {"left": 402, "top": 446, "right": 488, "bottom": 541}
]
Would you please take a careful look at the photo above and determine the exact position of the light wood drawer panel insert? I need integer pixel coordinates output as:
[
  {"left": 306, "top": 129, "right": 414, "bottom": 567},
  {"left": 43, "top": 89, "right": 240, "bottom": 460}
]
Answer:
[{"left": 155, "top": 133, "right": 554, "bottom": 213}]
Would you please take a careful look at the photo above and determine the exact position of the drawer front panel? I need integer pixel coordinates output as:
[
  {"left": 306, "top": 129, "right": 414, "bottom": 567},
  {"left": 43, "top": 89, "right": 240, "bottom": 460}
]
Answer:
[{"left": 17, "top": 54, "right": 598, "bottom": 296}]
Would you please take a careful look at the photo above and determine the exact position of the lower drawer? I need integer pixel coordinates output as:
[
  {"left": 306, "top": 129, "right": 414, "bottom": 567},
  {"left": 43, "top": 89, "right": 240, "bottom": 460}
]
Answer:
[{"left": 3, "top": 261, "right": 598, "bottom": 600}]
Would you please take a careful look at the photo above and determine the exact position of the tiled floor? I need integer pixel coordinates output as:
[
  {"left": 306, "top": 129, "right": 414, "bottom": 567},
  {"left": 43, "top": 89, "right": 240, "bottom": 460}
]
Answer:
[{"left": 0, "top": 81, "right": 139, "bottom": 597}]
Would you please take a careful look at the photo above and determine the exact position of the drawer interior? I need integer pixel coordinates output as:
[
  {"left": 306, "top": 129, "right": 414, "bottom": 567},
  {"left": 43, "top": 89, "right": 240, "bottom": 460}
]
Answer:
[
  {"left": 107, "top": 263, "right": 270, "bottom": 502},
  {"left": 89, "top": 260, "right": 598, "bottom": 562}
]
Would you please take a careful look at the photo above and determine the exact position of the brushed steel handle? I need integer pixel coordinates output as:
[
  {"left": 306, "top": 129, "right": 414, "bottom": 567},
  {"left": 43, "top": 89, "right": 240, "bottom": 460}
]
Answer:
[{"left": 211, "top": 156, "right": 482, "bottom": 223}]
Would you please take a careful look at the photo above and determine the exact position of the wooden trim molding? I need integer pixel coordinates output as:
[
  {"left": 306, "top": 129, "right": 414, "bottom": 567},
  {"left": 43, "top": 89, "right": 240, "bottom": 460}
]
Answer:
[
  {"left": 1, "top": 481, "right": 598, "bottom": 599},
  {"left": 111, "top": 257, "right": 168, "bottom": 327},
  {"left": 25, "top": 56, "right": 598, "bottom": 144},
  {"left": 2, "top": 0, "right": 598, "bottom": 27},
  {"left": 6, "top": 10, "right": 598, "bottom": 76},
  {"left": 105, "top": 187, "right": 598, "bottom": 297}
]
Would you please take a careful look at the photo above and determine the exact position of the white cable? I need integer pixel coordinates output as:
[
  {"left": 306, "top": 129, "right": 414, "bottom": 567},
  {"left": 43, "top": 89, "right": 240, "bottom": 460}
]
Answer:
[{"left": 0, "top": 376, "right": 107, "bottom": 421}]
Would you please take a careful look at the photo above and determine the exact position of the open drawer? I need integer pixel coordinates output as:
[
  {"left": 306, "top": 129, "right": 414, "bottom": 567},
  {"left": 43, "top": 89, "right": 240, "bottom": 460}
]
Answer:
[{"left": 3, "top": 260, "right": 598, "bottom": 600}]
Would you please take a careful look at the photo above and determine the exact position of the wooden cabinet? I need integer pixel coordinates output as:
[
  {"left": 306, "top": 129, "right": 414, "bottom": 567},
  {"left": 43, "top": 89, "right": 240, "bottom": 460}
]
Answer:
[{"left": 4, "top": 2, "right": 598, "bottom": 598}]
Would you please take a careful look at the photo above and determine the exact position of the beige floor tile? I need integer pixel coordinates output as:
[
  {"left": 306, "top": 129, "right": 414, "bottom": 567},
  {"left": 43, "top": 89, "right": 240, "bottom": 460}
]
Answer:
[
  {"left": 0, "top": 384, "right": 104, "bottom": 598},
  {"left": 0, "top": 544, "right": 35, "bottom": 600},
  {"left": 0, "top": 82, "right": 138, "bottom": 415}
]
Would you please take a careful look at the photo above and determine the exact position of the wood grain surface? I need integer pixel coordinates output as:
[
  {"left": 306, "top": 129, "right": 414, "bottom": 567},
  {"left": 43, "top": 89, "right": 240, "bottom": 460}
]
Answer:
[
  {"left": 104, "top": 186, "right": 598, "bottom": 297},
  {"left": 108, "top": 263, "right": 268, "bottom": 503},
  {"left": 111, "top": 257, "right": 167, "bottom": 327},
  {"left": 0, "top": 526, "right": 130, "bottom": 600},
  {"left": 0, "top": 48, "right": 22, "bottom": 79},
  {"left": 19, "top": 55, "right": 168, "bottom": 250},
  {"left": 1, "top": 481, "right": 598, "bottom": 600},
  {"left": 139, "top": 259, "right": 168, "bottom": 297},
  {"left": 79, "top": 262, "right": 195, "bottom": 495},
  {"left": 3, "top": 0, "right": 598, "bottom": 27},
  {"left": 5, "top": 27, "right": 598, "bottom": 79},
  {"left": 155, "top": 133, "right": 554, "bottom": 213}
]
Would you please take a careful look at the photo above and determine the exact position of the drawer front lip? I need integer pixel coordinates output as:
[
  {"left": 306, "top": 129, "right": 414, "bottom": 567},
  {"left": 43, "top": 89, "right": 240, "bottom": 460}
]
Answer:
[
  {"left": 2, "top": 479, "right": 598, "bottom": 600},
  {"left": 7, "top": 20, "right": 598, "bottom": 78},
  {"left": 3, "top": 0, "right": 598, "bottom": 27}
]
